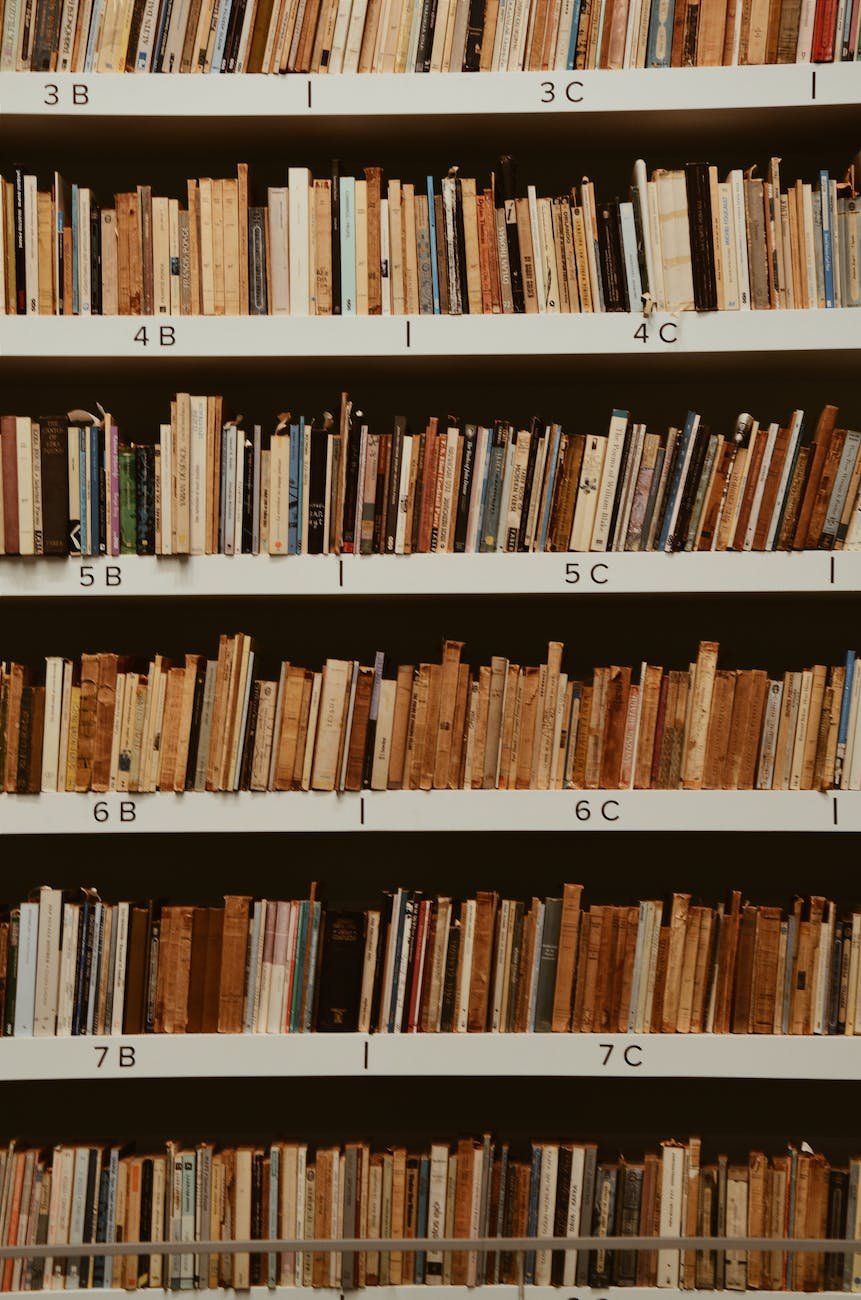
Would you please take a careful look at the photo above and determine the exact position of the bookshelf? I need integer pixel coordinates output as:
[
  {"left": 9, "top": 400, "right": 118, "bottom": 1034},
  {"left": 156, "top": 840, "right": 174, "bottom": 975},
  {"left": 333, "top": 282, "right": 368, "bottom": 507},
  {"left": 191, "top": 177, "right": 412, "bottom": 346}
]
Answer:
[
  {"left": 2, "top": 26, "right": 861, "bottom": 1292},
  {"left": 0, "top": 790, "right": 856, "bottom": 834},
  {"left": 2, "top": 1033, "right": 861, "bottom": 1081},
  {"left": 2, "top": 311, "right": 858, "bottom": 360},
  {"left": 1, "top": 551, "right": 860, "bottom": 597}
]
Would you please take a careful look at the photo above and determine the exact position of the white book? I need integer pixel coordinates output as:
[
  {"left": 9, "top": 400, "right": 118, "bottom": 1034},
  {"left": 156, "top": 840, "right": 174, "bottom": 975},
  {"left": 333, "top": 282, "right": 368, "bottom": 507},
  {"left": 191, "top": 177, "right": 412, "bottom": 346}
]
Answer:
[
  {"left": 169, "top": 198, "right": 181, "bottom": 313},
  {"left": 395, "top": 435, "right": 413, "bottom": 554},
  {"left": 795, "top": 0, "right": 817, "bottom": 58},
  {"left": 23, "top": 174, "right": 38, "bottom": 315},
  {"left": 645, "top": 180, "right": 667, "bottom": 311},
  {"left": 57, "top": 659, "right": 74, "bottom": 790},
  {"left": 370, "top": 678, "right": 397, "bottom": 790},
  {"left": 15, "top": 415, "right": 34, "bottom": 554},
  {"left": 527, "top": 185, "right": 546, "bottom": 311},
  {"left": 655, "top": 170, "right": 694, "bottom": 312},
  {"left": 756, "top": 679, "right": 784, "bottom": 790},
  {"left": 287, "top": 169, "right": 311, "bottom": 314},
  {"left": 189, "top": 396, "right": 207, "bottom": 555},
  {"left": 56, "top": 904, "right": 79, "bottom": 1036},
  {"left": 78, "top": 186, "right": 92, "bottom": 314},
  {"left": 109, "top": 902, "right": 130, "bottom": 1035},
  {"left": 33, "top": 886, "right": 63, "bottom": 1037},
  {"left": 231, "top": 647, "right": 255, "bottom": 791},
  {"left": 268, "top": 430, "right": 290, "bottom": 554},
  {"left": 380, "top": 196, "right": 391, "bottom": 314},
  {"left": 0, "top": 0, "right": 22, "bottom": 68},
  {"left": 570, "top": 434, "right": 606, "bottom": 552},
  {"left": 41, "top": 657, "right": 65, "bottom": 792},
  {"left": 108, "top": 674, "right": 125, "bottom": 790},
  {"left": 64, "top": 1148, "right": 91, "bottom": 1289},
  {"left": 13, "top": 902, "right": 39, "bottom": 1037},
  {"left": 327, "top": 0, "right": 353, "bottom": 70},
  {"left": 657, "top": 1142, "right": 685, "bottom": 1286},
  {"left": 619, "top": 200, "right": 643, "bottom": 309},
  {"left": 848, "top": 669, "right": 861, "bottom": 791},
  {"left": 342, "top": 0, "right": 370, "bottom": 70},
  {"left": 455, "top": 897, "right": 475, "bottom": 1032},
  {"left": 590, "top": 410, "right": 628, "bottom": 550},
  {"left": 267, "top": 188, "right": 290, "bottom": 314},
  {"left": 728, "top": 169, "right": 751, "bottom": 309},
  {"left": 718, "top": 181, "right": 740, "bottom": 310}
]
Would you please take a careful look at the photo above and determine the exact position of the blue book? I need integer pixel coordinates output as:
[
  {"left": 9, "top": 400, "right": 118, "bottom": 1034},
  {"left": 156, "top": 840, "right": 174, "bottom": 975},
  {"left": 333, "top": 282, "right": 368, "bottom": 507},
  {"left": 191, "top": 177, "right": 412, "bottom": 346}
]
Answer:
[
  {"left": 71, "top": 185, "right": 79, "bottom": 315},
  {"left": 537, "top": 423, "right": 563, "bottom": 551},
  {"left": 339, "top": 177, "right": 356, "bottom": 315},
  {"left": 645, "top": 0, "right": 676, "bottom": 65},
  {"left": 820, "top": 172, "right": 834, "bottom": 308},
  {"left": 426, "top": 178, "right": 440, "bottom": 314},
  {"left": 209, "top": 0, "right": 234, "bottom": 72},
  {"left": 289, "top": 902, "right": 309, "bottom": 1032},
  {"left": 524, "top": 1144, "right": 542, "bottom": 1284},
  {"left": 79, "top": 428, "right": 89, "bottom": 555},
  {"left": 566, "top": 0, "right": 584, "bottom": 66},
  {"left": 656, "top": 410, "right": 697, "bottom": 552},
  {"left": 836, "top": 650, "right": 857, "bottom": 787},
  {"left": 90, "top": 426, "right": 101, "bottom": 554},
  {"left": 386, "top": 889, "right": 409, "bottom": 1034},
  {"left": 288, "top": 423, "right": 301, "bottom": 554}
]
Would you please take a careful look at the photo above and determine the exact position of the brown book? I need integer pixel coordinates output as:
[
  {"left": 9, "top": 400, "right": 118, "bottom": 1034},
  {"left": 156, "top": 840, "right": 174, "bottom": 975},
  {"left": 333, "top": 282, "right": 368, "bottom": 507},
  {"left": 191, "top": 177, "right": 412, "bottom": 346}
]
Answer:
[
  {"left": 731, "top": 903, "right": 758, "bottom": 1032},
  {"left": 751, "top": 424, "right": 792, "bottom": 550},
  {"left": 137, "top": 184, "right": 154, "bottom": 315},
  {"left": 74, "top": 652, "right": 99, "bottom": 792},
  {"left": 599, "top": 665, "right": 631, "bottom": 788},
  {"left": 405, "top": 664, "right": 430, "bottom": 791},
  {"left": 387, "top": 665, "right": 414, "bottom": 790},
  {"left": 735, "top": 669, "right": 768, "bottom": 790},
  {"left": 156, "top": 667, "right": 185, "bottom": 794},
  {"left": 637, "top": 1153, "right": 660, "bottom": 1286},
  {"left": 688, "top": 908, "right": 714, "bottom": 1033},
  {"left": 451, "top": 1139, "right": 477, "bottom": 1285},
  {"left": 88, "top": 653, "right": 120, "bottom": 793},
  {"left": 467, "top": 890, "right": 497, "bottom": 1032},
  {"left": 549, "top": 433, "right": 585, "bottom": 552},
  {"left": 660, "top": 893, "right": 691, "bottom": 1032},
  {"left": 577, "top": 905, "right": 605, "bottom": 1033},
  {"left": 571, "top": 684, "right": 592, "bottom": 788},
  {"left": 469, "top": 666, "right": 491, "bottom": 790},
  {"left": 451, "top": 665, "right": 472, "bottom": 789},
  {"left": 515, "top": 667, "right": 540, "bottom": 789},
  {"left": 777, "top": 444, "right": 812, "bottom": 549},
  {"left": 313, "top": 179, "right": 333, "bottom": 315},
  {"left": 750, "top": 906, "right": 782, "bottom": 1034},
  {"left": 432, "top": 639, "right": 464, "bottom": 789},
  {"left": 344, "top": 666, "right": 374, "bottom": 792},
  {"left": 201, "top": 906, "right": 224, "bottom": 1033},
  {"left": 551, "top": 883, "right": 584, "bottom": 1032},
  {"left": 154, "top": 904, "right": 194, "bottom": 1034},
  {"left": 793, "top": 404, "right": 839, "bottom": 548},
  {"left": 420, "top": 663, "right": 443, "bottom": 791},
  {"left": 272, "top": 665, "right": 304, "bottom": 791},
  {"left": 26, "top": 688, "right": 45, "bottom": 794},
  {"left": 123, "top": 905, "right": 151, "bottom": 1034},
  {"left": 364, "top": 167, "right": 382, "bottom": 315},
  {"left": 731, "top": 428, "right": 769, "bottom": 550},
  {"left": 1, "top": 416, "right": 19, "bottom": 554},
  {"left": 217, "top": 895, "right": 251, "bottom": 1033},
  {"left": 185, "top": 907, "right": 210, "bottom": 1034}
]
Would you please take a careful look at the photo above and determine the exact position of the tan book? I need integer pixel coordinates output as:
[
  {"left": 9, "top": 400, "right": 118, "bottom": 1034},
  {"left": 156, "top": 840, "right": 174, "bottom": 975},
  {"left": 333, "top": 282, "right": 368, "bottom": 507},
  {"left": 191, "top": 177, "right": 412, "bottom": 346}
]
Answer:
[
  {"left": 217, "top": 894, "right": 251, "bottom": 1033},
  {"left": 156, "top": 667, "right": 186, "bottom": 793},
  {"left": 681, "top": 640, "right": 718, "bottom": 789},
  {"left": 660, "top": 893, "right": 691, "bottom": 1032},
  {"left": 313, "top": 180, "right": 333, "bottom": 316},
  {"left": 387, "top": 665, "right": 415, "bottom": 790},
  {"left": 310, "top": 659, "right": 351, "bottom": 791}
]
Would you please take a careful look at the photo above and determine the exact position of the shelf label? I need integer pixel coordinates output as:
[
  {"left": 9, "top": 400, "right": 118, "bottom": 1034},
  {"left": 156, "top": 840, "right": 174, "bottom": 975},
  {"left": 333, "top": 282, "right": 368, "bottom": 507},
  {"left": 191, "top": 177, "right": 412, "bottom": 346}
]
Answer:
[
  {"left": 134, "top": 325, "right": 176, "bottom": 348},
  {"left": 633, "top": 320, "right": 678, "bottom": 345},
  {"left": 93, "top": 1043, "right": 137, "bottom": 1069},
  {"left": 539, "top": 78, "right": 584, "bottom": 104},
  {"left": 80, "top": 563, "right": 123, "bottom": 588},
  {"left": 93, "top": 798, "right": 137, "bottom": 824},
  {"left": 574, "top": 797, "right": 621, "bottom": 823},
  {"left": 564, "top": 560, "right": 610, "bottom": 586},
  {"left": 600, "top": 1041, "right": 644, "bottom": 1068},
  {"left": 42, "top": 81, "right": 89, "bottom": 106}
]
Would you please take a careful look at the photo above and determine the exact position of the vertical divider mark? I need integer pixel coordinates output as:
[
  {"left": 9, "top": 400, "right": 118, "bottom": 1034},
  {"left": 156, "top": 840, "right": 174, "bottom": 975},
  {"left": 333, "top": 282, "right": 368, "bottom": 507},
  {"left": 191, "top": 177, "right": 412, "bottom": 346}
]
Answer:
[
  {"left": 339, "top": 558, "right": 344, "bottom": 589},
  {"left": 812, "top": 69, "right": 817, "bottom": 99},
  {"left": 406, "top": 320, "right": 411, "bottom": 348},
  {"left": 364, "top": 1040, "right": 369, "bottom": 1071},
  {"left": 830, "top": 555, "right": 836, "bottom": 585},
  {"left": 307, "top": 80, "right": 312, "bottom": 109},
  {"left": 360, "top": 795, "right": 365, "bottom": 826},
  {"left": 833, "top": 796, "right": 839, "bottom": 826}
]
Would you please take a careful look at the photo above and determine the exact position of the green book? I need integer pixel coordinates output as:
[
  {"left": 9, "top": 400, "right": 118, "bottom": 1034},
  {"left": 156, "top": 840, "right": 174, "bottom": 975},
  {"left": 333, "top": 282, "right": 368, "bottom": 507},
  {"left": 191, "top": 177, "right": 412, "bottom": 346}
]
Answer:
[{"left": 118, "top": 447, "right": 137, "bottom": 555}]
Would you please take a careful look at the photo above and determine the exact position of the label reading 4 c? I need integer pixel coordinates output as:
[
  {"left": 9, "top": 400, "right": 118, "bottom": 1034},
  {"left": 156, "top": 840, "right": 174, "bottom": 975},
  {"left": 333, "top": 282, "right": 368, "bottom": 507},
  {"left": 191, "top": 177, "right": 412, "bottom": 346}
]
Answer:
[{"left": 634, "top": 321, "right": 678, "bottom": 344}]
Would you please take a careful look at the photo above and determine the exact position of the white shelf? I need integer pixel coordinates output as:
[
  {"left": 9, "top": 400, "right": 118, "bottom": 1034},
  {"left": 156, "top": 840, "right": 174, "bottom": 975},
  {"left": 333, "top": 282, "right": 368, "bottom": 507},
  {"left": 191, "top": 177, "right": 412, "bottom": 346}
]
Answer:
[
  {"left": 0, "top": 65, "right": 858, "bottom": 118},
  {"left": 0, "top": 1033, "right": 859, "bottom": 1081},
  {"left": 1, "top": 311, "right": 857, "bottom": 361},
  {"left": 0, "top": 790, "right": 853, "bottom": 834},
  {"left": 0, "top": 551, "right": 854, "bottom": 598},
  {"left": 0, "top": 1292, "right": 852, "bottom": 1300}
]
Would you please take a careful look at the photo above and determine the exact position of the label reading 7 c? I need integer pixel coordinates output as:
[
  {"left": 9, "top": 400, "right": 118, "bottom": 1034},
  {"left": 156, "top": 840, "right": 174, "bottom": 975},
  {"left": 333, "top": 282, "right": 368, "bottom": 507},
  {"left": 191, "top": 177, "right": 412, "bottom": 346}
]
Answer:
[{"left": 600, "top": 1042, "right": 644, "bottom": 1067}]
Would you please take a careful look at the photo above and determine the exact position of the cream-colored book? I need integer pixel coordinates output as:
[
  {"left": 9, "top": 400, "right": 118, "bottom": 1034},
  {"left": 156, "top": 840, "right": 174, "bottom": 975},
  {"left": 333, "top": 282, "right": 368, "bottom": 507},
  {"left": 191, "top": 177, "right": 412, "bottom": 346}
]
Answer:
[{"left": 310, "top": 659, "right": 350, "bottom": 791}]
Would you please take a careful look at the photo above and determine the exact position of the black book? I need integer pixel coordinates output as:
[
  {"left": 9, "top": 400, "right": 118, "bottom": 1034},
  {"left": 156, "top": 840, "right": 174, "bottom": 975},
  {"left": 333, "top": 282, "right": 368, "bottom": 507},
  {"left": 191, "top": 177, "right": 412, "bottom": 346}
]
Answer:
[
  {"left": 453, "top": 423, "right": 477, "bottom": 553},
  {"left": 39, "top": 416, "right": 70, "bottom": 555},
  {"left": 124, "top": 0, "right": 149, "bottom": 68},
  {"left": 238, "top": 681, "right": 261, "bottom": 790},
  {"left": 315, "top": 911, "right": 365, "bottom": 1032},
  {"left": 400, "top": 894, "right": 422, "bottom": 1032},
  {"left": 454, "top": 175, "right": 470, "bottom": 313},
  {"left": 138, "top": 1157, "right": 153, "bottom": 1282},
  {"left": 497, "top": 157, "right": 524, "bottom": 313},
  {"left": 614, "top": 1164, "right": 644, "bottom": 1286},
  {"left": 96, "top": 430, "right": 107, "bottom": 554},
  {"left": 384, "top": 416, "right": 406, "bottom": 554},
  {"left": 825, "top": 1167, "right": 850, "bottom": 1290},
  {"left": 248, "top": 208, "right": 268, "bottom": 315},
  {"left": 241, "top": 436, "right": 254, "bottom": 552},
  {"left": 331, "top": 159, "right": 342, "bottom": 314},
  {"left": 250, "top": 1150, "right": 265, "bottom": 1283},
  {"left": 685, "top": 162, "right": 718, "bottom": 311},
  {"left": 151, "top": 0, "right": 175, "bottom": 72},
  {"left": 134, "top": 444, "right": 155, "bottom": 554},
  {"left": 77, "top": 1149, "right": 99, "bottom": 1288},
  {"left": 223, "top": 0, "right": 248, "bottom": 71},
  {"left": 415, "top": 0, "right": 438, "bottom": 69},
  {"left": 596, "top": 200, "right": 628, "bottom": 311},
  {"left": 372, "top": 434, "right": 389, "bottom": 555},
  {"left": 341, "top": 403, "right": 362, "bottom": 553},
  {"left": 184, "top": 658, "right": 210, "bottom": 791},
  {"left": 439, "top": 916, "right": 461, "bottom": 1032},
  {"left": 13, "top": 170, "right": 25, "bottom": 315},
  {"left": 2, "top": 911, "right": 19, "bottom": 1037},
  {"left": 463, "top": 0, "right": 484, "bottom": 67},
  {"left": 90, "top": 203, "right": 102, "bottom": 316},
  {"left": 306, "top": 424, "right": 329, "bottom": 555},
  {"left": 588, "top": 1165, "right": 618, "bottom": 1286},
  {"left": 91, "top": 1164, "right": 111, "bottom": 1288},
  {"left": 505, "top": 901, "right": 525, "bottom": 1031},
  {"left": 15, "top": 687, "right": 32, "bottom": 794},
  {"left": 143, "top": 908, "right": 161, "bottom": 1034},
  {"left": 71, "top": 901, "right": 92, "bottom": 1036},
  {"left": 551, "top": 1145, "right": 573, "bottom": 1285},
  {"left": 30, "top": 0, "right": 64, "bottom": 69},
  {"left": 533, "top": 895, "right": 562, "bottom": 1032},
  {"left": 575, "top": 1145, "right": 598, "bottom": 1286},
  {"left": 670, "top": 423, "right": 711, "bottom": 552}
]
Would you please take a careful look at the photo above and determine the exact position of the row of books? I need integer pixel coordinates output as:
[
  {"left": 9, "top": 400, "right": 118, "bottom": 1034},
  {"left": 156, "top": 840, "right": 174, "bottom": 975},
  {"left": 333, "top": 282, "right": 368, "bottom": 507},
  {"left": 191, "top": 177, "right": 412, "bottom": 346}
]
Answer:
[
  {"left": 0, "top": 1135, "right": 853, "bottom": 1293},
  {"left": 2, "top": 400, "right": 859, "bottom": 557},
  {"left": 4, "top": 638, "right": 861, "bottom": 794},
  {"left": 5, "top": 156, "right": 860, "bottom": 318},
  {"left": 5, "top": 0, "right": 860, "bottom": 78},
  {"left": 2, "top": 885, "right": 858, "bottom": 1038}
]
